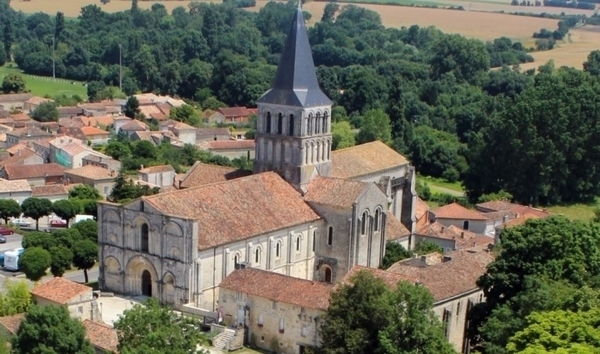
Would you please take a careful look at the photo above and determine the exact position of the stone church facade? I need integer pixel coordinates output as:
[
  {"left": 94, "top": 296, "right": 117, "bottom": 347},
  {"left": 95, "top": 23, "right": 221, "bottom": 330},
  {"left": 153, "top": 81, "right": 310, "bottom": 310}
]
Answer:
[{"left": 97, "top": 3, "right": 416, "bottom": 312}]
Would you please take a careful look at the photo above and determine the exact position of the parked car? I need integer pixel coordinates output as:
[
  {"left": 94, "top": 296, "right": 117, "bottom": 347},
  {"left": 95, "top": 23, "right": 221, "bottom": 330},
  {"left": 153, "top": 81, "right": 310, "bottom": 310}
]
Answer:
[
  {"left": 50, "top": 219, "right": 67, "bottom": 228},
  {"left": 0, "top": 226, "right": 14, "bottom": 236},
  {"left": 11, "top": 218, "right": 31, "bottom": 228},
  {"left": 0, "top": 236, "right": 6, "bottom": 244}
]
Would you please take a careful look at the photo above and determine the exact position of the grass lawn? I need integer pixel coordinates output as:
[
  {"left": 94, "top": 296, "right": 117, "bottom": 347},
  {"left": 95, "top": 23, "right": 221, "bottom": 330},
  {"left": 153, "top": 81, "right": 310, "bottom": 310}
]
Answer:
[
  {"left": 419, "top": 175, "right": 465, "bottom": 197},
  {"left": 546, "top": 203, "right": 598, "bottom": 222},
  {"left": 0, "top": 65, "right": 87, "bottom": 98}
]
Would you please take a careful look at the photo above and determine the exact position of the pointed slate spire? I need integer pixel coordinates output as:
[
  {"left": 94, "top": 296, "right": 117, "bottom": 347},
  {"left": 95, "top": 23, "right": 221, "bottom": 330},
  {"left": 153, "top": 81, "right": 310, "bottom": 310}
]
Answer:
[{"left": 257, "top": 2, "right": 331, "bottom": 107}]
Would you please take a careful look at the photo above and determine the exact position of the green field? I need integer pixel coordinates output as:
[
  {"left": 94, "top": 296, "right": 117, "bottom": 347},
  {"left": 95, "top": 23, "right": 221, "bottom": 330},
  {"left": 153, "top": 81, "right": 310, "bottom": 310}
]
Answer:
[
  {"left": 546, "top": 203, "right": 598, "bottom": 222},
  {"left": 0, "top": 65, "right": 87, "bottom": 98},
  {"left": 419, "top": 175, "right": 465, "bottom": 196}
]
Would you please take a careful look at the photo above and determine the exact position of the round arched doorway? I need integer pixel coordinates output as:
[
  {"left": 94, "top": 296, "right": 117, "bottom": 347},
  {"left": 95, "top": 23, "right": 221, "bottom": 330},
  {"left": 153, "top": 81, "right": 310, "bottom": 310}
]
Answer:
[{"left": 142, "top": 270, "right": 152, "bottom": 297}]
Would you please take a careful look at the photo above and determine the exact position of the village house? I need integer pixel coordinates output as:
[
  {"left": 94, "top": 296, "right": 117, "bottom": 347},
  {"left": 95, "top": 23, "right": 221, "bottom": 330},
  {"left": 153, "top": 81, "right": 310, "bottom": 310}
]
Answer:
[
  {"left": 429, "top": 203, "right": 494, "bottom": 236},
  {"left": 57, "top": 126, "right": 87, "bottom": 142},
  {"left": 385, "top": 250, "right": 494, "bottom": 353},
  {"left": 31, "top": 184, "right": 69, "bottom": 202},
  {"left": 158, "top": 120, "right": 197, "bottom": 145},
  {"left": 77, "top": 115, "right": 115, "bottom": 129},
  {"left": 0, "top": 178, "right": 32, "bottom": 204},
  {"left": 82, "top": 320, "right": 119, "bottom": 354},
  {"left": 23, "top": 96, "right": 53, "bottom": 113},
  {"left": 0, "top": 163, "right": 66, "bottom": 186},
  {"left": 219, "top": 268, "right": 331, "bottom": 353},
  {"left": 0, "top": 93, "right": 33, "bottom": 111},
  {"left": 5, "top": 127, "right": 53, "bottom": 148},
  {"left": 196, "top": 128, "right": 231, "bottom": 143},
  {"left": 8, "top": 113, "right": 37, "bottom": 129},
  {"left": 57, "top": 106, "right": 84, "bottom": 118},
  {"left": 82, "top": 154, "right": 121, "bottom": 172},
  {"left": 208, "top": 107, "right": 257, "bottom": 125},
  {"left": 197, "top": 140, "right": 256, "bottom": 160},
  {"left": 30, "top": 277, "right": 102, "bottom": 322},
  {"left": 130, "top": 130, "right": 176, "bottom": 146},
  {"left": 65, "top": 165, "right": 117, "bottom": 197},
  {"left": 81, "top": 126, "right": 110, "bottom": 145},
  {"left": 414, "top": 222, "right": 494, "bottom": 252},
  {"left": 0, "top": 149, "right": 44, "bottom": 169},
  {"left": 177, "top": 161, "right": 251, "bottom": 189},
  {"left": 138, "top": 165, "right": 176, "bottom": 188},
  {"left": 48, "top": 137, "right": 110, "bottom": 169},
  {"left": 78, "top": 102, "right": 122, "bottom": 117},
  {"left": 113, "top": 116, "right": 132, "bottom": 133},
  {"left": 40, "top": 122, "right": 59, "bottom": 134},
  {"left": 118, "top": 119, "right": 149, "bottom": 137}
]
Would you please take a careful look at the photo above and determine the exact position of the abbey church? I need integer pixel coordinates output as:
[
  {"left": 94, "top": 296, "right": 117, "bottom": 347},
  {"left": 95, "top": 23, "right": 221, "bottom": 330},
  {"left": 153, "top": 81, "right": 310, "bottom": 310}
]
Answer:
[{"left": 97, "top": 4, "right": 417, "bottom": 312}]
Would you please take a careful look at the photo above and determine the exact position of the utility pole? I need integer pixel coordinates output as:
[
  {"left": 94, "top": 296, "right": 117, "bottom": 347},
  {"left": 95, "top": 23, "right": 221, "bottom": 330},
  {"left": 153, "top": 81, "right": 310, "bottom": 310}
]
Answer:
[
  {"left": 119, "top": 44, "right": 122, "bottom": 91},
  {"left": 52, "top": 36, "right": 55, "bottom": 80}
]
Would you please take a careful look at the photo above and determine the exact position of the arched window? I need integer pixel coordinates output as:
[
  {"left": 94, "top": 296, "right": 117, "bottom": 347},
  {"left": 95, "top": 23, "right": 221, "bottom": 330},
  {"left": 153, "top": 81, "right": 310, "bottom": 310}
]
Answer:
[
  {"left": 327, "top": 226, "right": 333, "bottom": 246},
  {"left": 374, "top": 209, "right": 381, "bottom": 231},
  {"left": 234, "top": 254, "right": 239, "bottom": 265},
  {"left": 323, "top": 112, "right": 329, "bottom": 133},
  {"left": 361, "top": 212, "right": 368, "bottom": 235},
  {"left": 308, "top": 114, "right": 313, "bottom": 135},
  {"left": 463, "top": 220, "right": 469, "bottom": 230},
  {"left": 277, "top": 113, "right": 283, "bottom": 134},
  {"left": 316, "top": 112, "right": 321, "bottom": 134},
  {"left": 296, "top": 237, "right": 301, "bottom": 252},
  {"left": 141, "top": 223, "right": 149, "bottom": 252},
  {"left": 275, "top": 242, "right": 281, "bottom": 258},
  {"left": 324, "top": 267, "right": 332, "bottom": 283},
  {"left": 255, "top": 248, "right": 261, "bottom": 264},
  {"left": 289, "top": 114, "right": 295, "bottom": 135},
  {"left": 266, "top": 112, "right": 272, "bottom": 133}
]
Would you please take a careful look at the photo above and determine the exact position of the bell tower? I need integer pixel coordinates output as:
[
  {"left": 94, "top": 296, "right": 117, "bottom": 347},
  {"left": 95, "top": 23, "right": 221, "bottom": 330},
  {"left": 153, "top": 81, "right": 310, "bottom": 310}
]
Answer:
[{"left": 253, "top": 2, "right": 332, "bottom": 193}]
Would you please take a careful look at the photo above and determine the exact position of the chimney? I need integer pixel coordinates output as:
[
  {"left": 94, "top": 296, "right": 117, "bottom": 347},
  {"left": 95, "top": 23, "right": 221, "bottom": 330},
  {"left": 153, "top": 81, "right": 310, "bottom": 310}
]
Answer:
[
  {"left": 441, "top": 226, "right": 444, "bottom": 233},
  {"left": 461, "top": 232, "right": 465, "bottom": 239},
  {"left": 140, "top": 164, "right": 144, "bottom": 170},
  {"left": 503, "top": 215, "right": 508, "bottom": 223}
]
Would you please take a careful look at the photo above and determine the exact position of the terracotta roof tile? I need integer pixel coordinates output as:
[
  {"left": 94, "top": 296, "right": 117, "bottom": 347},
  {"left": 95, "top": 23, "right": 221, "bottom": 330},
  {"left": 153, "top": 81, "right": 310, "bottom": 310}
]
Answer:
[
  {"left": 142, "top": 172, "right": 321, "bottom": 249},
  {"left": 178, "top": 162, "right": 251, "bottom": 189},
  {"left": 66, "top": 165, "right": 115, "bottom": 180},
  {"left": 9, "top": 113, "right": 31, "bottom": 122},
  {"left": 58, "top": 127, "right": 87, "bottom": 141},
  {"left": 386, "top": 250, "right": 494, "bottom": 301},
  {"left": 331, "top": 141, "right": 408, "bottom": 179},
  {"left": 139, "top": 165, "right": 174, "bottom": 174},
  {"left": 2, "top": 163, "right": 65, "bottom": 180},
  {"left": 7, "top": 127, "right": 52, "bottom": 138},
  {"left": 31, "top": 184, "right": 69, "bottom": 197},
  {"left": 58, "top": 118, "right": 84, "bottom": 128},
  {"left": 475, "top": 200, "right": 549, "bottom": 219},
  {"left": 509, "top": 205, "right": 549, "bottom": 218},
  {"left": 81, "top": 126, "right": 109, "bottom": 136},
  {"left": 432, "top": 203, "right": 489, "bottom": 221},
  {"left": 219, "top": 268, "right": 331, "bottom": 311},
  {"left": 78, "top": 116, "right": 115, "bottom": 127},
  {"left": 218, "top": 107, "right": 251, "bottom": 117},
  {"left": 0, "top": 149, "right": 38, "bottom": 168},
  {"left": 304, "top": 176, "right": 369, "bottom": 209},
  {"left": 120, "top": 120, "right": 149, "bottom": 131},
  {"left": 475, "top": 200, "right": 514, "bottom": 212},
  {"left": 0, "top": 313, "right": 24, "bottom": 335},
  {"left": 82, "top": 320, "right": 119, "bottom": 353},
  {"left": 26, "top": 97, "right": 53, "bottom": 105},
  {"left": 415, "top": 197, "right": 430, "bottom": 220},
  {"left": 342, "top": 266, "right": 418, "bottom": 289},
  {"left": 0, "top": 93, "right": 33, "bottom": 102},
  {"left": 6, "top": 144, "right": 28, "bottom": 155},
  {"left": 0, "top": 178, "right": 31, "bottom": 193},
  {"left": 60, "top": 143, "right": 94, "bottom": 157},
  {"left": 206, "top": 140, "right": 255, "bottom": 150},
  {"left": 502, "top": 213, "right": 541, "bottom": 228},
  {"left": 30, "top": 277, "right": 91, "bottom": 304},
  {"left": 56, "top": 106, "right": 84, "bottom": 116},
  {"left": 385, "top": 213, "right": 411, "bottom": 241}
]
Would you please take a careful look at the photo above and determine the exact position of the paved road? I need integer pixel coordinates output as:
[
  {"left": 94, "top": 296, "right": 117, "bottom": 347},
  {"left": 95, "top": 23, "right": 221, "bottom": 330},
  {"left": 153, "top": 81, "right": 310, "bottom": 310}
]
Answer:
[{"left": 0, "top": 234, "right": 23, "bottom": 253}]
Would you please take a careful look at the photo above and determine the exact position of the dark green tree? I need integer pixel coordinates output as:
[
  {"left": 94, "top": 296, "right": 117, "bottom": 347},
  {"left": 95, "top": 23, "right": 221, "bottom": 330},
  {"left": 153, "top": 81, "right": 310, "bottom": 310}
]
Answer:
[
  {"left": 71, "top": 219, "right": 98, "bottom": 243},
  {"left": 105, "top": 141, "right": 131, "bottom": 161},
  {"left": 1, "top": 73, "right": 27, "bottom": 94},
  {"left": 381, "top": 242, "right": 412, "bottom": 269},
  {"left": 86, "top": 80, "right": 106, "bottom": 102},
  {"left": 49, "top": 246, "right": 73, "bottom": 277},
  {"left": 68, "top": 184, "right": 102, "bottom": 200},
  {"left": 3, "top": 21, "right": 14, "bottom": 60},
  {"left": 52, "top": 199, "right": 80, "bottom": 228},
  {"left": 31, "top": 102, "right": 59, "bottom": 122},
  {"left": 12, "top": 305, "right": 95, "bottom": 354},
  {"left": 114, "top": 298, "right": 208, "bottom": 354},
  {"left": 583, "top": 50, "right": 600, "bottom": 77},
  {"left": 21, "top": 197, "right": 52, "bottom": 230},
  {"left": 413, "top": 240, "right": 444, "bottom": 254},
  {"left": 18, "top": 247, "right": 52, "bottom": 281},
  {"left": 72, "top": 239, "right": 97, "bottom": 283},
  {"left": 54, "top": 12, "right": 65, "bottom": 42},
  {"left": 124, "top": 96, "right": 141, "bottom": 119},
  {"left": 22, "top": 231, "right": 57, "bottom": 251},
  {"left": 0, "top": 199, "right": 20, "bottom": 225},
  {"left": 356, "top": 109, "right": 392, "bottom": 145}
]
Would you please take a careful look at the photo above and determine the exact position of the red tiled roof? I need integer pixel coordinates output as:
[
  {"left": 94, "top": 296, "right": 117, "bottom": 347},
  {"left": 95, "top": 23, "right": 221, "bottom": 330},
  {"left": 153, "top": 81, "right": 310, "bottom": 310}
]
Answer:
[
  {"left": 82, "top": 320, "right": 119, "bottom": 353},
  {"left": 6, "top": 144, "right": 28, "bottom": 155},
  {"left": 81, "top": 126, "right": 109, "bottom": 136},
  {"left": 0, "top": 149, "right": 38, "bottom": 168},
  {"left": 178, "top": 162, "right": 251, "bottom": 189},
  {"left": 386, "top": 250, "right": 494, "bottom": 301},
  {"left": 475, "top": 200, "right": 513, "bottom": 212},
  {"left": 0, "top": 178, "right": 31, "bottom": 193},
  {"left": 2, "top": 163, "right": 65, "bottom": 180},
  {"left": 218, "top": 107, "right": 251, "bottom": 117},
  {"left": 0, "top": 313, "right": 24, "bottom": 335},
  {"left": 385, "top": 213, "right": 411, "bottom": 241},
  {"left": 65, "top": 165, "right": 115, "bottom": 180},
  {"left": 219, "top": 268, "right": 331, "bottom": 311},
  {"left": 502, "top": 213, "right": 541, "bottom": 228},
  {"left": 120, "top": 120, "right": 149, "bottom": 131},
  {"left": 415, "top": 197, "right": 430, "bottom": 220},
  {"left": 207, "top": 140, "right": 255, "bottom": 150},
  {"left": 331, "top": 141, "right": 408, "bottom": 179},
  {"left": 432, "top": 203, "right": 489, "bottom": 221},
  {"left": 342, "top": 266, "right": 418, "bottom": 289},
  {"left": 31, "top": 184, "right": 69, "bottom": 197},
  {"left": 139, "top": 165, "right": 174, "bottom": 174},
  {"left": 142, "top": 172, "right": 321, "bottom": 250},
  {"left": 30, "top": 277, "right": 91, "bottom": 304},
  {"left": 304, "top": 176, "right": 370, "bottom": 209}
]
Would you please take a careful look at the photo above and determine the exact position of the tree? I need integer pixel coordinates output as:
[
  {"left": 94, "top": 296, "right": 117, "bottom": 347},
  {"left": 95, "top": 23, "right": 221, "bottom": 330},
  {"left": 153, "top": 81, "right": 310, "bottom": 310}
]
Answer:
[
  {"left": 3, "top": 22, "right": 14, "bottom": 60},
  {"left": 0, "top": 199, "right": 20, "bottom": 225},
  {"left": 430, "top": 33, "right": 491, "bottom": 82},
  {"left": 105, "top": 141, "right": 131, "bottom": 161},
  {"left": 169, "top": 104, "right": 200, "bottom": 126},
  {"left": 54, "top": 11, "right": 65, "bottom": 42},
  {"left": 131, "top": 140, "right": 157, "bottom": 159},
  {"left": 319, "top": 270, "right": 454, "bottom": 354},
  {"left": 583, "top": 50, "right": 600, "bottom": 77},
  {"left": 331, "top": 121, "right": 355, "bottom": 150},
  {"left": 71, "top": 219, "right": 98, "bottom": 243},
  {"left": 68, "top": 184, "right": 102, "bottom": 200},
  {"left": 72, "top": 239, "right": 97, "bottom": 283},
  {"left": 413, "top": 240, "right": 444, "bottom": 255},
  {"left": 124, "top": 96, "right": 141, "bottom": 119},
  {"left": 506, "top": 309, "right": 600, "bottom": 353},
  {"left": 381, "top": 242, "right": 412, "bottom": 269},
  {"left": 1, "top": 73, "right": 27, "bottom": 94},
  {"left": 52, "top": 199, "right": 80, "bottom": 228},
  {"left": 18, "top": 247, "right": 51, "bottom": 281},
  {"left": 30, "top": 102, "right": 59, "bottom": 122},
  {"left": 321, "top": 2, "right": 339, "bottom": 22},
  {"left": 49, "top": 246, "right": 73, "bottom": 277},
  {"left": 12, "top": 305, "right": 95, "bottom": 354},
  {"left": 114, "top": 298, "right": 208, "bottom": 354},
  {"left": 21, "top": 197, "right": 52, "bottom": 230},
  {"left": 86, "top": 80, "right": 107, "bottom": 102},
  {"left": 0, "top": 279, "right": 32, "bottom": 317},
  {"left": 22, "top": 231, "right": 58, "bottom": 250},
  {"left": 356, "top": 109, "right": 392, "bottom": 145}
]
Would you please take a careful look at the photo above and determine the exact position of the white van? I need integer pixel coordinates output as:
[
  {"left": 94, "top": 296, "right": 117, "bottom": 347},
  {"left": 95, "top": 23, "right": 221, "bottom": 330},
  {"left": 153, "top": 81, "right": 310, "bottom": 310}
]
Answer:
[{"left": 74, "top": 215, "right": 95, "bottom": 224}]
